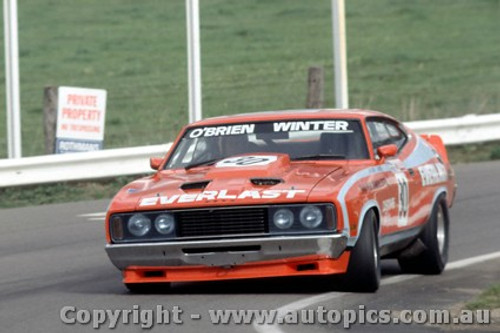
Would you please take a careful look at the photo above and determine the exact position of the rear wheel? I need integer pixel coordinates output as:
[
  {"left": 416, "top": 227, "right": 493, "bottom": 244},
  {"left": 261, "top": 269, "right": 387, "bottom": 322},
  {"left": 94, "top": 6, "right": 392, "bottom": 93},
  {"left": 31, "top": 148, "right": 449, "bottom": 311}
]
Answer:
[
  {"left": 344, "top": 210, "right": 380, "bottom": 292},
  {"left": 398, "top": 195, "right": 449, "bottom": 274}
]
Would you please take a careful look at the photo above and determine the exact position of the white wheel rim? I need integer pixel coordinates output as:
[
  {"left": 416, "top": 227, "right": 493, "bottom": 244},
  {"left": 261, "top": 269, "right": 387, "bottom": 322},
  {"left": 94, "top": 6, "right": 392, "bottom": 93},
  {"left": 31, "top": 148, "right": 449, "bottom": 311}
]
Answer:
[
  {"left": 436, "top": 206, "right": 446, "bottom": 256},
  {"left": 372, "top": 221, "right": 379, "bottom": 271}
]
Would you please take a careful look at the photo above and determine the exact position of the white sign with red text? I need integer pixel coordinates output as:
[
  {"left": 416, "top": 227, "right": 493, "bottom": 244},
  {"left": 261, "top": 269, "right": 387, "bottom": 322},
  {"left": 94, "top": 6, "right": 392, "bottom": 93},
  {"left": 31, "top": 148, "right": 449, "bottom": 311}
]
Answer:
[{"left": 56, "top": 86, "right": 107, "bottom": 153}]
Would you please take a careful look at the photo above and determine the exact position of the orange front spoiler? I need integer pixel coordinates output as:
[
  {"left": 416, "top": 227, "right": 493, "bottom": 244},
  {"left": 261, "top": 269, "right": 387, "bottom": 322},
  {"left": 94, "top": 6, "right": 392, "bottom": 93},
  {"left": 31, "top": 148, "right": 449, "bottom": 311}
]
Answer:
[{"left": 123, "top": 253, "right": 350, "bottom": 284}]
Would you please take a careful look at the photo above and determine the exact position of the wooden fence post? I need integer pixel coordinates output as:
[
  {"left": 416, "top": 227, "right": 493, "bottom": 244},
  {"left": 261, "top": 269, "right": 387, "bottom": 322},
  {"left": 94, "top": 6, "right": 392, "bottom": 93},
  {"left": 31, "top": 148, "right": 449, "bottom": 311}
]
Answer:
[
  {"left": 43, "top": 86, "right": 58, "bottom": 154},
  {"left": 306, "top": 66, "right": 324, "bottom": 108}
]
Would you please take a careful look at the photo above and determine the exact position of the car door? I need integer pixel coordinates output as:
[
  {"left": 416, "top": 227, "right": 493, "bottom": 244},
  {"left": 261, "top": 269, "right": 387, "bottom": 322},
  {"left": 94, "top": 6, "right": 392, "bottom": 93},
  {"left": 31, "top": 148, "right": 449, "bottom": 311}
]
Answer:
[{"left": 366, "top": 118, "right": 416, "bottom": 233}]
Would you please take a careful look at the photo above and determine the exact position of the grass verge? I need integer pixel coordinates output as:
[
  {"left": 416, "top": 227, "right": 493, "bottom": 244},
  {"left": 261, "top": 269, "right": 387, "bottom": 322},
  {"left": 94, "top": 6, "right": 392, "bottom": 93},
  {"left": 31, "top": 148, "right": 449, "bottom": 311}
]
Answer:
[
  {"left": 0, "top": 176, "right": 139, "bottom": 209},
  {"left": 466, "top": 283, "right": 500, "bottom": 310},
  {"left": 447, "top": 141, "right": 500, "bottom": 164}
]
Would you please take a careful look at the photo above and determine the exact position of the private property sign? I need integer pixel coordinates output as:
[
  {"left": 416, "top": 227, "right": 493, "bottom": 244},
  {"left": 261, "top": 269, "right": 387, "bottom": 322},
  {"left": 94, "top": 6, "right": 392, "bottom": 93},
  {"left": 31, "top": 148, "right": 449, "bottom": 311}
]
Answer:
[{"left": 55, "top": 86, "right": 107, "bottom": 153}]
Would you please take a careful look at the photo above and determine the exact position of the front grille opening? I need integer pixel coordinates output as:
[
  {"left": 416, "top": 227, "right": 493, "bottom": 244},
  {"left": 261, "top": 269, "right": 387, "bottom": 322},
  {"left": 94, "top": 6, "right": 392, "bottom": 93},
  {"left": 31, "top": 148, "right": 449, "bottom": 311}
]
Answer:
[
  {"left": 295, "top": 263, "right": 318, "bottom": 272},
  {"left": 177, "top": 207, "right": 268, "bottom": 238},
  {"left": 143, "top": 270, "right": 165, "bottom": 278},
  {"left": 180, "top": 180, "right": 211, "bottom": 191},
  {"left": 250, "top": 178, "right": 283, "bottom": 186},
  {"left": 183, "top": 245, "right": 261, "bottom": 254}
]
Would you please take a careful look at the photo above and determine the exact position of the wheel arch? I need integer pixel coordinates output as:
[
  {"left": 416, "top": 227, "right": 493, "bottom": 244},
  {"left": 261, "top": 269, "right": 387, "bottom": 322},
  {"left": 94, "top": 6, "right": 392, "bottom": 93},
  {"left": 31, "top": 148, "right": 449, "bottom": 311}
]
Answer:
[
  {"left": 431, "top": 186, "right": 448, "bottom": 215},
  {"left": 347, "top": 200, "right": 380, "bottom": 247},
  {"left": 415, "top": 186, "right": 448, "bottom": 235},
  {"left": 432, "top": 186, "right": 450, "bottom": 226}
]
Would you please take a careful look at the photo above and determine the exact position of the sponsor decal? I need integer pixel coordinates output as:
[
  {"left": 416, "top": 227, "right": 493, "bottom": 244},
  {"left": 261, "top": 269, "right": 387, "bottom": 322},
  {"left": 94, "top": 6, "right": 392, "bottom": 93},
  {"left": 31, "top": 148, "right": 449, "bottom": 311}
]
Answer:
[
  {"left": 139, "top": 189, "right": 306, "bottom": 206},
  {"left": 273, "top": 120, "right": 351, "bottom": 132},
  {"left": 359, "top": 178, "right": 388, "bottom": 192},
  {"left": 215, "top": 155, "right": 277, "bottom": 168},
  {"left": 382, "top": 197, "right": 396, "bottom": 213},
  {"left": 337, "top": 164, "right": 397, "bottom": 241},
  {"left": 189, "top": 124, "right": 255, "bottom": 138},
  {"left": 188, "top": 120, "right": 353, "bottom": 138},
  {"left": 418, "top": 163, "right": 447, "bottom": 186},
  {"left": 395, "top": 172, "right": 410, "bottom": 227}
]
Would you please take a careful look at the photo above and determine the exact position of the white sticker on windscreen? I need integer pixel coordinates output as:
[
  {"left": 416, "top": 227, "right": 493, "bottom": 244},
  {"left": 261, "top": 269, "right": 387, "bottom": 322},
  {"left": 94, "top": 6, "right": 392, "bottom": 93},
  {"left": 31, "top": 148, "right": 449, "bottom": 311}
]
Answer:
[
  {"left": 189, "top": 124, "right": 255, "bottom": 138},
  {"left": 273, "top": 120, "right": 352, "bottom": 132},
  {"left": 215, "top": 155, "right": 278, "bottom": 168}
]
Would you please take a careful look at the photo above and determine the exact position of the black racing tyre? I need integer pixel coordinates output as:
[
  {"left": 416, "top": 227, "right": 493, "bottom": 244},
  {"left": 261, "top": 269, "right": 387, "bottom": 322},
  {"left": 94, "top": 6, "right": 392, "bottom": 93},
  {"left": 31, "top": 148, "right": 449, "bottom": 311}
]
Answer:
[
  {"left": 125, "top": 282, "right": 171, "bottom": 294},
  {"left": 398, "top": 195, "right": 449, "bottom": 274},
  {"left": 344, "top": 210, "right": 381, "bottom": 292}
]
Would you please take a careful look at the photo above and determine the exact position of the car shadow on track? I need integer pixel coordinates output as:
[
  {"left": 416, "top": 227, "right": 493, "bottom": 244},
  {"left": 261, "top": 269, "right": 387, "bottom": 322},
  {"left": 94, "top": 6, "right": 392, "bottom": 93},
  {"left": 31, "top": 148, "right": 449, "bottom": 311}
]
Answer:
[{"left": 65, "top": 260, "right": 405, "bottom": 295}]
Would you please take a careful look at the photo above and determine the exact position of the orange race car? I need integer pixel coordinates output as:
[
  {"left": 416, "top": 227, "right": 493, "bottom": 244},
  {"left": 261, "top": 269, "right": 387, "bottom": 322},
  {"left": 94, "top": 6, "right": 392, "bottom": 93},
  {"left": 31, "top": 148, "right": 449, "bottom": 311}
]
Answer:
[{"left": 105, "top": 109, "right": 457, "bottom": 292}]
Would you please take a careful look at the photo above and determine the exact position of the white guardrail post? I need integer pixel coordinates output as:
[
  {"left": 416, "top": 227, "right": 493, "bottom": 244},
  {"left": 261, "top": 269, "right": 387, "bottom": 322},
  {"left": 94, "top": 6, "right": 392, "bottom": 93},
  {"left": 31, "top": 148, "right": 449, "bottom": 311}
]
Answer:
[{"left": 1, "top": 113, "right": 500, "bottom": 188}]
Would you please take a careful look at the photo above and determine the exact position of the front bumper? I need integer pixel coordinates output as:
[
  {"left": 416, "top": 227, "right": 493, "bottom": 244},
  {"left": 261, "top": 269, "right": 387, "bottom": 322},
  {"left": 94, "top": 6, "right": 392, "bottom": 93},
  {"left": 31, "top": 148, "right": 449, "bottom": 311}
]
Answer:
[{"left": 106, "top": 234, "right": 348, "bottom": 270}]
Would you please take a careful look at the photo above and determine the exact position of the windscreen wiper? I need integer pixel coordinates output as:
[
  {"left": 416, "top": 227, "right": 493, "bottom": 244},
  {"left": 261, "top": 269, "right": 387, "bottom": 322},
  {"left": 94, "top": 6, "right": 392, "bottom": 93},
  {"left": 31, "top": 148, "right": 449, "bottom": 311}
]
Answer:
[
  {"left": 292, "top": 154, "right": 346, "bottom": 161},
  {"left": 184, "top": 158, "right": 221, "bottom": 170}
]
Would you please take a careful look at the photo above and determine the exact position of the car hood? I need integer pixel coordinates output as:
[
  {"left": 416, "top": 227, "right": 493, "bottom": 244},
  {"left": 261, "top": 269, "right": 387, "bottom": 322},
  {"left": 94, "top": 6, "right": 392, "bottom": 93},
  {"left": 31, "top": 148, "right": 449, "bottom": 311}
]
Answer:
[{"left": 109, "top": 154, "right": 354, "bottom": 212}]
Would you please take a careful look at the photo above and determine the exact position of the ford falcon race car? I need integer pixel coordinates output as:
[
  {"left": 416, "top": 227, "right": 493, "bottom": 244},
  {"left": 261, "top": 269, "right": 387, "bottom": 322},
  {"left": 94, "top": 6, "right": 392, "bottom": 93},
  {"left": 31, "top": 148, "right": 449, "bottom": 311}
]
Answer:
[{"left": 105, "top": 109, "right": 456, "bottom": 292}]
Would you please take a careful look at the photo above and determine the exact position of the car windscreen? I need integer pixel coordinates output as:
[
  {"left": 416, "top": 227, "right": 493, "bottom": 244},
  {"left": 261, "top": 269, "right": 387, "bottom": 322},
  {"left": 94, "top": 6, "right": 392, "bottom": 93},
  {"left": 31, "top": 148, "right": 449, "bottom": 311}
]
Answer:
[{"left": 165, "top": 119, "right": 369, "bottom": 169}]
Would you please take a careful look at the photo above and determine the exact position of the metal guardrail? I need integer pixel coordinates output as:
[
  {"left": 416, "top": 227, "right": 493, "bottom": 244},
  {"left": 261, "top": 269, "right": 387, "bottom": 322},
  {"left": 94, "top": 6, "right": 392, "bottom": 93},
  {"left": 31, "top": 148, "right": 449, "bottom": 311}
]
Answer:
[
  {"left": 1, "top": 113, "right": 499, "bottom": 188},
  {"left": 407, "top": 113, "right": 500, "bottom": 145},
  {"left": 0, "top": 143, "right": 171, "bottom": 187}
]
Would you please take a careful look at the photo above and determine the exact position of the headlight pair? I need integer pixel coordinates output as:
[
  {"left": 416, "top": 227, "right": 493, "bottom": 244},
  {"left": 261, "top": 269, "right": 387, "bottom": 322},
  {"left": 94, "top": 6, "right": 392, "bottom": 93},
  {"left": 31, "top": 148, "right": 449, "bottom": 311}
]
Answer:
[
  {"left": 111, "top": 213, "right": 176, "bottom": 241},
  {"left": 273, "top": 205, "right": 323, "bottom": 229},
  {"left": 269, "top": 204, "right": 335, "bottom": 234},
  {"left": 127, "top": 213, "right": 175, "bottom": 237}
]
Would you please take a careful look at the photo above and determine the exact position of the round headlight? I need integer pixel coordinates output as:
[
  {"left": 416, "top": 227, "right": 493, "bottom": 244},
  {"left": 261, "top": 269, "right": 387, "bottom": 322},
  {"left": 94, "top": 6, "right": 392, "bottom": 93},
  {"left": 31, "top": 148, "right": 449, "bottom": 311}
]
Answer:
[
  {"left": 127, "top": 214, "right": 151, "bottom": 237},
  {"left": 155, "top": 214, "right": 175, "bottom": 235},
  {"left": 273, "top": 209, "right": 294, "bottom": 229},
  {"left": 299, "top": 206, "right": 323, "bottom": 229}
]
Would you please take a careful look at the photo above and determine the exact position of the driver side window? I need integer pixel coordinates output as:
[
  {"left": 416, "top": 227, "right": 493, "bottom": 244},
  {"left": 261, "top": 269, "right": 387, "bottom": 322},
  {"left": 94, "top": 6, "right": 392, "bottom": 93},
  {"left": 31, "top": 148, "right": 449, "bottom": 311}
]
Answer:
[{"left": 367, "top": 119, "right": 408, "bottom": 153}]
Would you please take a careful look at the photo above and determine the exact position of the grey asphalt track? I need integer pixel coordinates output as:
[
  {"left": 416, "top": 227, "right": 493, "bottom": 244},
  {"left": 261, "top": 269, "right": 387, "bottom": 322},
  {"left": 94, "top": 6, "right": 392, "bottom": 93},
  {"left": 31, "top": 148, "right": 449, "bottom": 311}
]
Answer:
[{"left": 0, "top": 160, "right": 499, "bottom": 332}]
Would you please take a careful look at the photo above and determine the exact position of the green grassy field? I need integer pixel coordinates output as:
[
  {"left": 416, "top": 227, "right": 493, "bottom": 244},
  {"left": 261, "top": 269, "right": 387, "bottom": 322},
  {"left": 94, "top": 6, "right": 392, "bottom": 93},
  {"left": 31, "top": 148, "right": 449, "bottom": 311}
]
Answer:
[{"left": 0, "top": 0, "right": 498, "bottom": 158}]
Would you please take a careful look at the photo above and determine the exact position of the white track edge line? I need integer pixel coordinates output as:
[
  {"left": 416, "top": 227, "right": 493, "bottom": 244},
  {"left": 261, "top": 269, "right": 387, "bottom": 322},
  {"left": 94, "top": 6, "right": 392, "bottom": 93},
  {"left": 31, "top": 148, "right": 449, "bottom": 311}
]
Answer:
[
  {"left": 78, "top": 212, "right": 106, "bottom": 217},
  {"left": 253, "top": 250, "right": 500, "bottom": 333}
]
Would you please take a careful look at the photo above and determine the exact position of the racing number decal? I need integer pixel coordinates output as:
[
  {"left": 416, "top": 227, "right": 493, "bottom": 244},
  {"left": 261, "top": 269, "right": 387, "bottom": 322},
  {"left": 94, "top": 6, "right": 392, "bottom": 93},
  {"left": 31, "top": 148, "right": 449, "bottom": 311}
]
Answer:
[
  {"left": 395, "top": 172, "right": 410, "bottom": 226},
  {"left": 215, "top": 155, "right": 278, "bottom": 168}
]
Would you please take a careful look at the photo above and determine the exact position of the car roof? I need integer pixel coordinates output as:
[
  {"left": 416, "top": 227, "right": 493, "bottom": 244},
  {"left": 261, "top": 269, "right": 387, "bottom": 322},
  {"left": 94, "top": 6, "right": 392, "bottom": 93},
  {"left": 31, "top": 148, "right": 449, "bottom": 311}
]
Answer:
[{"left": 188, "top": 109, "right": 396, "bottom": 127}]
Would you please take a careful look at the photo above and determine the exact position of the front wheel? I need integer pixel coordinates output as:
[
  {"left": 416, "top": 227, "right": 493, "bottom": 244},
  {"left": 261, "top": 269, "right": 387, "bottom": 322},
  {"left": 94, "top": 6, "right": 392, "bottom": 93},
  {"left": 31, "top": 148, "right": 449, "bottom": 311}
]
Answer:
[
  {"left": 398, "top": 195, "right": 449, "bottom": 274},
  {"left": 343, "top": 210, "right": 380, "bottom": 292}
]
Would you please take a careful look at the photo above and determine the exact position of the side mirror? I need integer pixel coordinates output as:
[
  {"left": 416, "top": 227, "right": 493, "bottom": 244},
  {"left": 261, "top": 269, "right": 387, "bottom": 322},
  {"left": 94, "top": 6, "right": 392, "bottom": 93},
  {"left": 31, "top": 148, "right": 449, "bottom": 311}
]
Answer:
[
  {"left": 376, "top": 144, "right": 398, "bottom": 162},
  {"left": 150, "top": 157, "right": 163, "bottom": 170}
]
